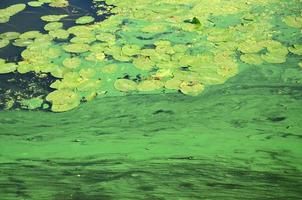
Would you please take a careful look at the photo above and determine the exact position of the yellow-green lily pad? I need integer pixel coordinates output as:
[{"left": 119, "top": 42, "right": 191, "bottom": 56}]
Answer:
[
  {"left": 0, "top": 62, "right": 17, "bottom": 74},
  {"left": 63, "top": 57, "right": 82, "bottom": 69},
  {"left": 63, "top": 43, "right": 90, "bottom": 53},
  {"left": 240, "top": 54, "right": 263, "bottom": 65},
  {"left": 46, "top": 89, "right": 80, "bottom": 112},
  {"left": 0, "top": 39, "right": 9, "bottom": 48},
  {"left": 44, "top": 22, "right": 63, "bottom": 31},
  {"left": 179, "top": 82, "right": 204, "bottom": 96},
  {"left": 137, "top": 80, "right": 163, "bottom": 91},
  {"left": 41, "top": 14, "right": 68, "bottom": 22},
  {"left": 114, "top": 79, "right": 137, "bottom": 92},
  {"left": 289, "top": 45, "right": 302, "bottom": 55},
  {"left": 75, "top": 16, "right": 95, "bottom": 24}
]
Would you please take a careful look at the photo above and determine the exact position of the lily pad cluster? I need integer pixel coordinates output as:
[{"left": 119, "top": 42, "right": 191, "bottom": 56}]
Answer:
[{"left": 0, "top": 0, "right": 301, "bottom": 112}]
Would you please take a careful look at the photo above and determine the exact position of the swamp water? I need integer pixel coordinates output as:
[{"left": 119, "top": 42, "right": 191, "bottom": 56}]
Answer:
[{"left": 0, "top": 0, "right": 302, "bottom": 199}]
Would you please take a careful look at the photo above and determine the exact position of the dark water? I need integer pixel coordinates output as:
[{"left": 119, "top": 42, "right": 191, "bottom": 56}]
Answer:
[{"left": 0, "top": 1, "right": 302, "bottom": 200}]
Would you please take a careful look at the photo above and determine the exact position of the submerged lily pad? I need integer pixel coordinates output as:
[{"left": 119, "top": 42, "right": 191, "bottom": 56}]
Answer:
[{"left": 20, "top": 97, "right": 43, "bottom": 109}]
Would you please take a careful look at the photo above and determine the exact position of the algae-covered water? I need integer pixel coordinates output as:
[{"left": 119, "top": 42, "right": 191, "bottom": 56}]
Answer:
[{"left": 1, "top": 0, "right": 302, "bottom": 199}]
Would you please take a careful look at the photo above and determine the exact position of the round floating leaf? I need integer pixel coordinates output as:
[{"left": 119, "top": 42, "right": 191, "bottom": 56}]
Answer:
[
  {"left": 0, "top": 39, "right": 9, "bottom": 48},
  {"left": 0, "top": 32, "right": 20, "bottom": 40},
  {"left": 133, "top": 56, "right": 155, "bottom": 71},
  {"left": 0, "top": 62, "right": 17, "bottom": 74},
  {"left": 49, "top": 0, "right": 69, "bottom": 8},
  {"left": 76, "top": 16, "right": 95, "bottom": 24},
  {"left": 179, "top": 82, "right": 204, "bottom": 96},
  {"left": 261, "top": 53, "right": 287, "bottom": 64},
  {"left": 13, "top": 39, "right": 33, "bottom": 47},
  {"left": 85, "top": 52, "right": 105, "bottom": 62},
  {"left": 41, "top": 14, "right": 68, "bottom": 22},
  {"left": 95, "top": 33, "right": 116, "bottom": 43},
  {"left": 19, "top": 31, "right": 42, "bottom": 39},
  {"left": 20, "top": 97, "right": 43, "bottom": 109},
  {"left": 164, "top": 78, "right": 182, "bottom": 90},
  {"left": 46, "top": 90, "right": 80, "bottom": 112},
  {"left": 289, "top": 45, "right": 302, "bottom": 55},
  {"left": 238, "top": 40, "right": 265, "bottom": 53},
  {"left": 49, "top": 29, "right": 69, "bottom": 39},
  {"left": 137, "top": 80, "right": 163, "bottom": 91},
  {"left": 63, "top": 57, "right": 81, "bottom": 69},
  {"left": 0, "top": 4, "right": 26, "bottom": 23},
  {"left": 63, "top": 43, "right": 90, "bottom": 53},
  {"left": 121, "top": 44, "right": 141, "bottom": 56},
  {"left": 240, "top": 54, "right": 263, "bottom": 65},
  {"left": 114, "top": 79, "right": 137, "bottom": 92},
  {"left": 28, "top": 1, "right": 44, "bottom": 7},
  {"left": 44, "top": 22, "right": 63, "bottom": 31},
  {"left": 283, "top": 16, "right": 302, "bottom": 28}
]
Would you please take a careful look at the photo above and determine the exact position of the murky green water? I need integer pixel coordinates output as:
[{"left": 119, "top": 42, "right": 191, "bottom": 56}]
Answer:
[{"left": 0, "top": 0, "right": 302, "bottom": 199}]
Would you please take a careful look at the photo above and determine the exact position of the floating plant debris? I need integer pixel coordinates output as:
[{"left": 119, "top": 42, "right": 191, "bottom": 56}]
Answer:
[{"left": 0, "top": 0, "right": 301, "bottom": 112}]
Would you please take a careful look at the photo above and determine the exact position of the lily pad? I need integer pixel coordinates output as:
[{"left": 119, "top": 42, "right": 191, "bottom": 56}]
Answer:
[
  {"left": 28, "top": 1, "right": 44, "bottom": 7},
  {"left": 137, "top": 80, "right": 163, "bottom": 91},
  {"left": 121, "top": 44, "right": 141, "bottom": 56},
  {"left": 63, "top": 43, "right": 90, "bottom": 53},
  {"left": 41, "top": 14, "right": 68, "bottom": 22},
  {"left": 44, "top": 22, "right": 63, "bottom": 31},
  {"left": 63, "top": 57, "right": 82, "bottom": 69},
  {"left": 0, "top": 32, "right": 20, "bottom": 40},
  {"left": 46, "top": 90, "right": 80, "bottom": 112},
  {"left": 114, "top": 79, "right": 137, "bottom": 92},
  {"left": 0, "top": 4, "right": 26, "bottom": 23},
  {"left": 240, "top": 54, "right": 263, "bottom": 65},
  {"left": 0, "top": 62, "right": 17, "bottom": 74},
  {"left": 289, "top": 45, "right": 302, "bottom": 55},
  {"left": 0, "top": 39, "right": 9, "bottom": 48},
  {"left": 179, "top": 82, "right": 204, "bottom": 96},
  {"left": 75, "top": 16, "right": 95, "bottom": 24}
]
